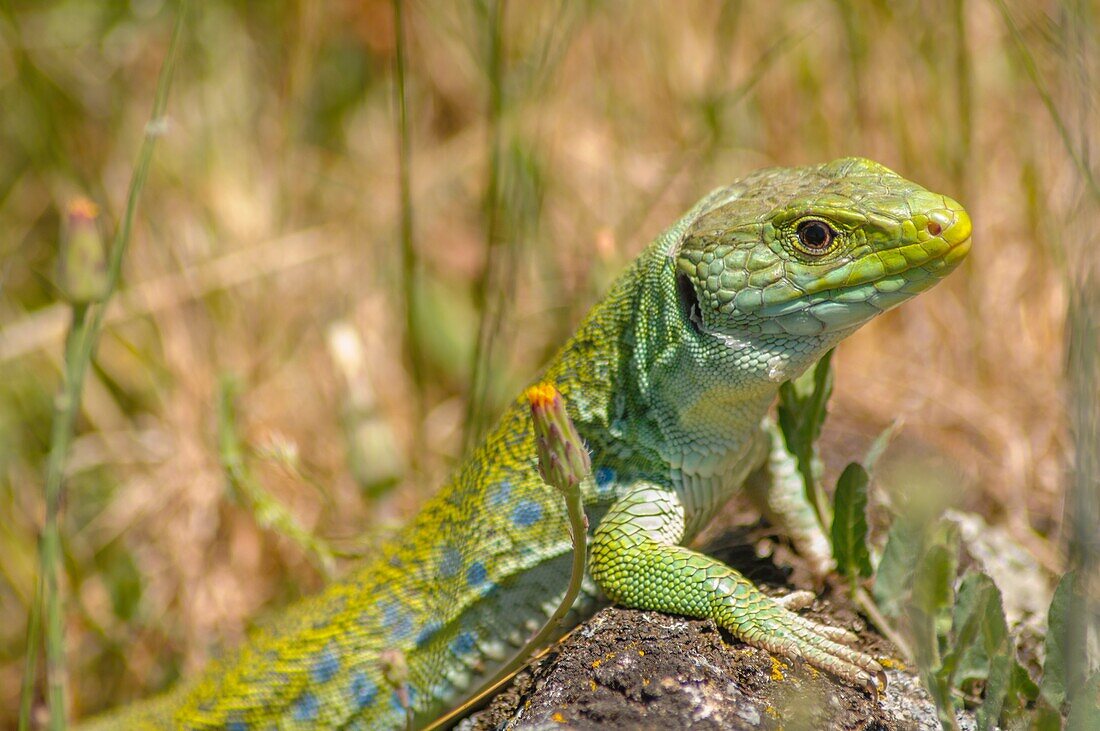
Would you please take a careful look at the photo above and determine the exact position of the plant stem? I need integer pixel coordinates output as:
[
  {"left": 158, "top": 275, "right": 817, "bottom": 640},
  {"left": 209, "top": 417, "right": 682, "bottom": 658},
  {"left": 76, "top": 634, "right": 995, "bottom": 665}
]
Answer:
[
  {"left": 217, "top": 376, "right": 336, "bottom": 578},
  {"left": 392, "top": 0, "right": 425, "bottom": 464},
  {"left": 464, "top": 0, "right": 507, "bottom": 453},
  {"left": 855, "top": 585, "right": 914, "bottom": 664},
  {"left": 43, "top": 303, "right": 89, "bottom": 730},
  {"left": 17, "top": 571, "right": 43, "bottom": 731},
  {"left": 993, "top": 0, "right": 1100, "bottom": 201},
  {"left": 422, "top": 482, "right": 587, "bottom": 731},
  {"left": 18, "top": 6, "right": 186, "bottom": 728}
]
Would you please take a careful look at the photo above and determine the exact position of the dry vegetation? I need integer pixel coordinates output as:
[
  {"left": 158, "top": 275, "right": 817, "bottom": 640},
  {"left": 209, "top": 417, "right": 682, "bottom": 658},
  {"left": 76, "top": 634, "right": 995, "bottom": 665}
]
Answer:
[{"left": 0, "top": 0, "right": 1096, "bottom": 724}]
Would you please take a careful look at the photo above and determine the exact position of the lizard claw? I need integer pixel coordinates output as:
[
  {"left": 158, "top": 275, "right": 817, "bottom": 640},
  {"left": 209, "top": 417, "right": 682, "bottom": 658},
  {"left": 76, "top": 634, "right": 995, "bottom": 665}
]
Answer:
[
  {"left": 734, "top": 591, "right": 884, "bottom": 696},
  {"left": 861, "top": 668, "right": 888, "bottom": 700}
]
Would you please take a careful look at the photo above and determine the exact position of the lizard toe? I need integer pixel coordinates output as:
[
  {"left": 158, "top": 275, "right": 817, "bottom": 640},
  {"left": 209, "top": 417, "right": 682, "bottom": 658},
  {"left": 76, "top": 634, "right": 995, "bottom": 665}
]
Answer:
[
  {"left": 794, "top": 611, "right": 862, "bottom": 645},
  {"left": 774, "top": 589, "right": 816, "bottom": 611}
]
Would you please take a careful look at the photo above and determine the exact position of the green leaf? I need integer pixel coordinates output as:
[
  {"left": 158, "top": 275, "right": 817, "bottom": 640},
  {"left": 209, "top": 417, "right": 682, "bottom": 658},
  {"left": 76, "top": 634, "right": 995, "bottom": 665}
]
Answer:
[
  {"left": 1008, "top": 660, "right": 1041, "bottom": 706},
  {"left": 941, "top": 571, "right": 1042, "bottom": 729},
  {"left": 1027, "top": 702, "right": 1069, "bottom": 731},
  {"left": 777, "top": 349, "right": 834, "bottom": 449},
  {"left": 942, "top": 572, "right": 992, "bottom": 683},
  {"left": 874, "top": 517, "right": 921, "bottom": 618},
  {"left": 944, "top": 573, "right": 1012, "bottom": 731},
  {"left": 1043, "top": 571, "right": 1084, "bottom": 710},
  {"left": 805, "top": 348, "right": 834, "bottom": 441},
  {"left": 982, "top": 651, "right": 1013, "bottom": 731},
  {"left": 831, "top": 462, "right": 873, "bottom": 581},
  {"left": 1003, "top": 661, "right": 1043, "bottom": 724},
  {"left": 911, "top": 529, "right": 958, "bottom": 621},
  {"left": 1067, "top": 672, "right": 1100, "bottom": 731},
  {"left": 908, "top": 539, "right": 959, "bottom": 729},
  {"left": 776, "top": 349, "right": 834, "bottom": 524}
]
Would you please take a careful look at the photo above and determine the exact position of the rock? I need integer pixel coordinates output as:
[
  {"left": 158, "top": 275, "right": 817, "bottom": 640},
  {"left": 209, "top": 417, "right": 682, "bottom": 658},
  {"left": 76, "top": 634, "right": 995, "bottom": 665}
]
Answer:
[{"left": 460, "top": 532, "right": 980, "bottom": 730}]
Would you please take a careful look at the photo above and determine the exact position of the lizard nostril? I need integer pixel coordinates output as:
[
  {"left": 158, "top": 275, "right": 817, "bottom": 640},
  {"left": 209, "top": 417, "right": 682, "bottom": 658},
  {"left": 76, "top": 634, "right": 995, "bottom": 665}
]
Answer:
[{"left": 926, "top": 209, "right": 957, "bottom": 239}]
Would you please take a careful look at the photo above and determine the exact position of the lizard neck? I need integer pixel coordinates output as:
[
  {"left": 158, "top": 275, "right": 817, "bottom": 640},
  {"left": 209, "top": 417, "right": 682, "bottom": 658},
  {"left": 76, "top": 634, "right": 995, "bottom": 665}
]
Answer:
[{"left": 624, "top": 250, "right": 849, "bottom": 479}]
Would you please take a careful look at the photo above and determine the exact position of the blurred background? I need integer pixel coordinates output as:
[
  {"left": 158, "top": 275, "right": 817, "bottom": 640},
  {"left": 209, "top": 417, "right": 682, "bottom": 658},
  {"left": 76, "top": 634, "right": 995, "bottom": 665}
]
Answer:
[{"left": 0, "top": 0, "right": 1096, "bottom": 723}]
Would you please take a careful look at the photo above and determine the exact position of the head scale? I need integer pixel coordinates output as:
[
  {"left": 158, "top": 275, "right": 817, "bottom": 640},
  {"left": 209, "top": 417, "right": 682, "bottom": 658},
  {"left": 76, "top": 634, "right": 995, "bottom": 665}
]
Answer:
[{"left": 674, "top": 157, "right": 971, "bottom": 340}]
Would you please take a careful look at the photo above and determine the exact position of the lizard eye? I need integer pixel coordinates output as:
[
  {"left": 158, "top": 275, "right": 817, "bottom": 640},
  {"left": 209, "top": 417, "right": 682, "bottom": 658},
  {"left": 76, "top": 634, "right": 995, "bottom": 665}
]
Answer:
[
  {"left": 676, "top": 272, "right": 705, "bottom": 334},
  {"left": 796, "top": 220, "right": 835, "bottom": 253}
]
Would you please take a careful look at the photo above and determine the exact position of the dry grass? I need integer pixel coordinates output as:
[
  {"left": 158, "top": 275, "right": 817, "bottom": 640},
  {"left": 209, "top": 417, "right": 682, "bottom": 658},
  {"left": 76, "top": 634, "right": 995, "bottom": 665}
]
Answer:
[{"left": 0, "top": 0, "right": 1095, "bottom": 723}]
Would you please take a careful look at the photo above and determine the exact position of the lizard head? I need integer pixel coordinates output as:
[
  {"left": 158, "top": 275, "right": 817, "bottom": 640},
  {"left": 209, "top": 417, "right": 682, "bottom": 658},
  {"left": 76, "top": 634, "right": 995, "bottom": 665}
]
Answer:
[{"left": 674, "top": 157, "right": 971, "bottom": 342}]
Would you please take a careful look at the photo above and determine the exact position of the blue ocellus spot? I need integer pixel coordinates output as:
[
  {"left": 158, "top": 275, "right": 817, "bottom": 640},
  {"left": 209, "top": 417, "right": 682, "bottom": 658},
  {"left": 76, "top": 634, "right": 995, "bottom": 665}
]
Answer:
[
  {"left": 511, "top": 499, "right": 543, "bottom": 527},
  {"left": 466, "top": 561, "right": 488, "bottom": 586},
  {"left": 378, "top": 599, "right": 413, "bottom": 640},
  {"left": 291, "top": 691, "right": 319, "bottom": 722},
  {"left": 595, "top": 467, "right": 615, "bottom": 492},
  {"left": 226, "top": 718, "right": 249, "bottom": 731},
  {"left": 451, "top": 631, "right": 477, "bottom": 656},
  {"left": 439, "top": 545, "right": 462, "bottom": 577},
  {"left": 415, "top": 619, "right": 442, "bottom": 648},
  {"left": 350, "top": 671, "right": 378, "bottom": 709},
  {"left": 311, "top": 644, "right": 340, "bottom": 684},
  {"left": 489, "top": 481, "right": 512, "bottom": 507}
]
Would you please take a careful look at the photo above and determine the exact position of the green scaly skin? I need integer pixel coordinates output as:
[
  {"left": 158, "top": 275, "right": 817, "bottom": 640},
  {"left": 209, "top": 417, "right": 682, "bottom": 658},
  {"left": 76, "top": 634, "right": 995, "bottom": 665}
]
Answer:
[{"left": 85, "top": 157, "right": 971, "bottom": 729}]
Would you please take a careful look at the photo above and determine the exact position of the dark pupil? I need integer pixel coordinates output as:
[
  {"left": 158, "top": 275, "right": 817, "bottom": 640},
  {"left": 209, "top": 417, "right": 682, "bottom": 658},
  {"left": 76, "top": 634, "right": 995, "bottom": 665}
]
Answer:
[{"left": 799, "top": 222, "right": 831, "bottom": 249}]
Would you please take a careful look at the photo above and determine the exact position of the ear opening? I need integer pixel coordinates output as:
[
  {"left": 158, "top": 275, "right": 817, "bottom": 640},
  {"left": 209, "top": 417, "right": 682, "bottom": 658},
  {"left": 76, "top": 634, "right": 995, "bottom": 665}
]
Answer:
[{"left": 676, "top": 271, "right": 705, "bottom": 334}]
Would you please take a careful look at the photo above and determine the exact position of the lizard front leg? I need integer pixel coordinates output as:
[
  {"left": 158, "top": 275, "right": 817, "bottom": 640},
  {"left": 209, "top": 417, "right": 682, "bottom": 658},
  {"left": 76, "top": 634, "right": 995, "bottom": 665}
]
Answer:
[{"left": 589, "top": 481, "right": 883, "bottom": 691}]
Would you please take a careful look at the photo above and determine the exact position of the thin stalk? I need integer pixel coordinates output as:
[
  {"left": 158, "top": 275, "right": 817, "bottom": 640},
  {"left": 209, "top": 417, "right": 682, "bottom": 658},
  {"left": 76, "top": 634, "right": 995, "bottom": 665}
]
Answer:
[
  {"left": 20, "top": 307, "right": 94, "bottom": 729},
  {"left": 950, "top": 0, "right": 972, "bottom": 192},
  {"left": 993, "top": 0, "right": 1100, "bottom": 201},
  {"left": 428, "top": 384, "right": 589, "bottom": 729},
  {"left": 18, "top": 6, "right": 186, "bottom": 729},
  {"left": 392, "top": 0, "right": 425, "bottom": 463},
  {"left": 833, "top": 0, "right": 867, "bottom": 137},
  {"left": 464, "top": 0, "right": 507, "bottom": 453},
  {"left": 17, "top": 571, "right": 43, "bottom": 731},
  {"left": 1062, "top": 0, "right": 1099, "bottom": 700},
  {"left": 1066, "top": 275, "right": 1099, "bottom": 708},
  {"left": 423, "top": 481, "right": 587, "bottom": 731},
  {"left": 855, "top": 585, "right": 914, "bottom": 663},
  {"left": 217, "top": 377, "right": 337, "bottom": 578},
  {"left": 41, "top": 303, "right": 88, "bottom": 730}
]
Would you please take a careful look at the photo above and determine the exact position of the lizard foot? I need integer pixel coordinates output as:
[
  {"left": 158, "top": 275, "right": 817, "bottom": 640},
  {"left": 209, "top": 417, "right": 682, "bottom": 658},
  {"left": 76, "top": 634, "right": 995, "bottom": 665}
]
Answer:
[{"left": 731, "top": 590, "right": 886, "bottom": 696}]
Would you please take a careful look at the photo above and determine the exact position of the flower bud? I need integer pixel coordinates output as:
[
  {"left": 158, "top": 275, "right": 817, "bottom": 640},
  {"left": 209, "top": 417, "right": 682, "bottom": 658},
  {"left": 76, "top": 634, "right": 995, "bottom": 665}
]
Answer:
[
  {"left": 379, "top": 648, "right": 409, "bottom": 688},
  {"left": 58, "top": 197, "right": 108, "bottom": 303},
  {"left": 526, "top": 383, "right": 591, "bottom": 496}
]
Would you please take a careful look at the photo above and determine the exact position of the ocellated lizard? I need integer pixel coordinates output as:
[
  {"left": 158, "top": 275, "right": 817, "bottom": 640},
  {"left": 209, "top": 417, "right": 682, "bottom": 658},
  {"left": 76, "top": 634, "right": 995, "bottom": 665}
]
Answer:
[{"left": 86, "top": 157, "right": 971, "bottom": 729}]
